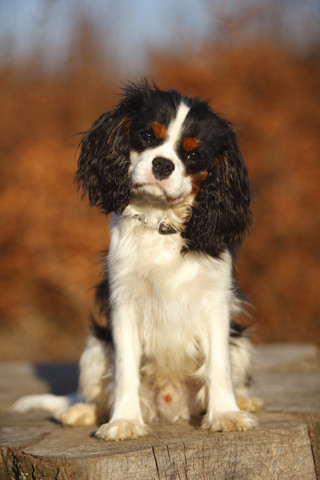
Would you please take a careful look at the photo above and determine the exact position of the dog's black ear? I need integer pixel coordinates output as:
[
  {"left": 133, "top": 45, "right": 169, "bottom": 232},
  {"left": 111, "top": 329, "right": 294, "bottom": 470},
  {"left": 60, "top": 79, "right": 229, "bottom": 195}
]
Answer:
[
  {"left": 75, "top": 81, "right": 151, "bottom": 214},
  {"left": 184, "top": 129, "right": 252, "bottom": 257},
  {"left": 75, "top": 104, "right": 131, "bottom": 214}
]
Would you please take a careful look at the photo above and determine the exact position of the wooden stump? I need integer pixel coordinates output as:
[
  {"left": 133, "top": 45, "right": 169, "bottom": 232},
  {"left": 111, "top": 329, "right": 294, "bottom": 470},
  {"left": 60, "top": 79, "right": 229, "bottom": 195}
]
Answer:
[{"left": 1, "top": 344, "right": 319, "bottom": 479}]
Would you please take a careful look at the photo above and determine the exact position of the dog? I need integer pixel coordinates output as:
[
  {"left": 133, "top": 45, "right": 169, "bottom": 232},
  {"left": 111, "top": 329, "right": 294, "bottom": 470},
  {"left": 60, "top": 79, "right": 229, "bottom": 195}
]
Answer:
[{"left": 14, "top": 80, "right": 261, "bottom": 441}]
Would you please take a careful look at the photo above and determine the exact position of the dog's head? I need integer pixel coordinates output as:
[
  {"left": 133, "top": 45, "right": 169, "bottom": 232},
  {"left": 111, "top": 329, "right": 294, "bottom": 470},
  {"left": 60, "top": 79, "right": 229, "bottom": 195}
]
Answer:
[{"left": 76, "top": 80, "right": 251, "bottom": 257}]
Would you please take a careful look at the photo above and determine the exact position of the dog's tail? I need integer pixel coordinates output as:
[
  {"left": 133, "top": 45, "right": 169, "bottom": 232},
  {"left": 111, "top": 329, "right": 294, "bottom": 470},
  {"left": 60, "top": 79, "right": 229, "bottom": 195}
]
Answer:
[{"left": 12, "top": 392, "right": 79, "bottom": 414}]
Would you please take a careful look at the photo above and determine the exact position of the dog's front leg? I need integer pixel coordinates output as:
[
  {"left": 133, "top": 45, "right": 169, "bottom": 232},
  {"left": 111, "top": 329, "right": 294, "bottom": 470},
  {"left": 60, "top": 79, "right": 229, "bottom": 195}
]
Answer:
[
  {"left": 96, "top": 303, "right": 148, "bottom": 441},
  {"left": 202, "top": 303, "right": 257, "bottom": 433}
]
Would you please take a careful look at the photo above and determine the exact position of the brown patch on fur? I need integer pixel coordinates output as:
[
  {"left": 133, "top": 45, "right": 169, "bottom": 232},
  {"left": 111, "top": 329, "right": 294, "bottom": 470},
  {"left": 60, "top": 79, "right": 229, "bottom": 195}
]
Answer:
[
  {"left": 182, "top": 137, "right": 200, "bottom": 151},
  {"left": 237, "top": 395, "right": 263, "bottom": 413},
  {"left": 107, "top": 115, "right": 132, "bottom": 155},
  {"left": 152, "top": 122, "right": 167, "bottom": 139},
  {"left": 153, "top": 199, "right": 194, "bottom": 239},
  {"left": 223, "top": 157, "right": 230, "bottom": 185},
  {"left": 213, "top": 156, "right": 230, "bottom": 186},
  {"left": 213, "top": 157, "right": 220, "bottom": 168},
  {"left": 110, "top": 115, "right": 132, "bottom": 140},
  {"left": 172, "top": 200, "right": 193, "bottom": 227},
  {"left": 188, "top": 170, "right": 208, "bottom": 196},
  {"left": 119, "top": 115, "right": 132, "bottom": 130}
]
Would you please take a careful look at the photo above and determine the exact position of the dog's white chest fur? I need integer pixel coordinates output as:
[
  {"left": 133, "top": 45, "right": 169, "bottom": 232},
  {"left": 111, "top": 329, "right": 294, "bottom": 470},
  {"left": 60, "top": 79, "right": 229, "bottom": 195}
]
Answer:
[{"left": 108, "top": 207, "right": 233, "bottom": 381}]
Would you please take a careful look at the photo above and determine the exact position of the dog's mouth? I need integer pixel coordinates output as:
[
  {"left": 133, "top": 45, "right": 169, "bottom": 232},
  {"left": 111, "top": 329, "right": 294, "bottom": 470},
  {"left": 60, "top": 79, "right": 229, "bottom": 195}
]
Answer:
[{"left": 130, "top": 181, "right": 184, "bottom": 204}]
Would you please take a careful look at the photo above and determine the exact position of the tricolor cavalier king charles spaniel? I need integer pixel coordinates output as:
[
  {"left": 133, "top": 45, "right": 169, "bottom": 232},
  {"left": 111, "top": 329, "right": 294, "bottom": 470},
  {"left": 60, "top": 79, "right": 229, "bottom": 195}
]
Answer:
[{"left": 14, "top": 80, "right": 261, "bottom": 441}]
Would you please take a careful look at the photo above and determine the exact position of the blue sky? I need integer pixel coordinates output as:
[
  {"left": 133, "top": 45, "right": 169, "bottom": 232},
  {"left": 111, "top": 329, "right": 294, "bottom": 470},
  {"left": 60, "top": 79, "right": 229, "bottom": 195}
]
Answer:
[
  {"left": 0, "top": 0, "right": 319, "bottom": 73},
  {"left": 0, "top": 0, "right": 212, "bottom": 71}
]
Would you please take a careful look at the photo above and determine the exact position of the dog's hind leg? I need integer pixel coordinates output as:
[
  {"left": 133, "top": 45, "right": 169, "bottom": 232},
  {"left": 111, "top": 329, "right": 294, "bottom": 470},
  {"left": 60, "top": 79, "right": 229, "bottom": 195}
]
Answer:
[
  {"left": 230, "top": 335, "right": 263, "bottom": 413},
  {"left": 55, "top": 335, "right": 113, "bottom": 426}
]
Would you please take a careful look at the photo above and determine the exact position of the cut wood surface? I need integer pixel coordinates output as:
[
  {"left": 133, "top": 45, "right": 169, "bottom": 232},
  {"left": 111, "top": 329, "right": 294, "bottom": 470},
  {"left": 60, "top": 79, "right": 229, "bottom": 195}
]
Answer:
[{"left": 1, "top": 343, "right": 319, "bottom": 479}]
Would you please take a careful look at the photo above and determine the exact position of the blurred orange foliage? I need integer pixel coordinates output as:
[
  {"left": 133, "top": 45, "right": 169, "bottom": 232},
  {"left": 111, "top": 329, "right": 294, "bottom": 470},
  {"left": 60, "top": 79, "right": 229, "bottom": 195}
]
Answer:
[{"left": 0, "top": 27, "right": 319, "bottom": 360}]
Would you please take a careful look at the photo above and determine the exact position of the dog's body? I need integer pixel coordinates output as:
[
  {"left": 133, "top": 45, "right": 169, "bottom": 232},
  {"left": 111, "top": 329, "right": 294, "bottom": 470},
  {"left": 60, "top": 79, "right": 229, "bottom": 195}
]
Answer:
[{"left": 14, "top": 81, "right": 261, "bottom": 440}]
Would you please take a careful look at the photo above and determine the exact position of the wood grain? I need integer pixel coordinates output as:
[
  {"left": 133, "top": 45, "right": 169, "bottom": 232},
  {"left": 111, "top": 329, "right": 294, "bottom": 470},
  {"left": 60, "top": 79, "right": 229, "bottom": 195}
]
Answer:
[{"left": 1, "top": 344, "right": 319, "bottom": 479}]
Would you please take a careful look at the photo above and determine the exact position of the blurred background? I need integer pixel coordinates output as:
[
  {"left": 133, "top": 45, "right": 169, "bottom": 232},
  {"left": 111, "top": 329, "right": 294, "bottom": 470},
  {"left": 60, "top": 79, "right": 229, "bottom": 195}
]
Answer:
[{"left": 0, "top": 0, "right": 319, "bottom": 361}]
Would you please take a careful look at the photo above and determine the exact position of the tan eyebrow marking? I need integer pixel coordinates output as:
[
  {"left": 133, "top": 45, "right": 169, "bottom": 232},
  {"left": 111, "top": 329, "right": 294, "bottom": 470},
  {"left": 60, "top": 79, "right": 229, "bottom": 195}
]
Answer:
[
  {"left": 152, "top": 122, "right": 167, "bottom": 139},
  {"left": 182, "top": 137, "right": 200, "bottom": 151}
]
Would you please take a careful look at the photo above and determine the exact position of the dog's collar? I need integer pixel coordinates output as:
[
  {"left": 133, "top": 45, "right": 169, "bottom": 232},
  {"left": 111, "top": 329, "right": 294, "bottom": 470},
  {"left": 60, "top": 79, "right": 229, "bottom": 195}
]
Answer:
[
  {"left": 135, "top": 215, "right": 178, "bottom": 235},
  {"left": 158, "top": 223, "right": 177, "bottom": 235}
]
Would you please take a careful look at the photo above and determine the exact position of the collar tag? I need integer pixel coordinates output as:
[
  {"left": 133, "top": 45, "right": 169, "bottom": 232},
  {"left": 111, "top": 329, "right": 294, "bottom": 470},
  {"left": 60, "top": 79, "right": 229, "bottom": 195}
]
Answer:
[
  {"left": 135, "top": 215, "right": 177, "bottom": 235},
  {"left": 158, "top": 223, "right": 177, "bottom": 235}
]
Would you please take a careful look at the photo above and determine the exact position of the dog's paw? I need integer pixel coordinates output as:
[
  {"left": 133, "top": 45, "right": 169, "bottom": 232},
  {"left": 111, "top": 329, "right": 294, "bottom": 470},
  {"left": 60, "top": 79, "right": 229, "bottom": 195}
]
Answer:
[
  {"left": 236, "top": 395, "right": 263, "bottom": 413},
  {"left": 56, "top": 403, "right": 97, "bottom": 426},
  {"left": 96, "top": 419, "right": 150, "bottom": 441},
  {"left": 201, "top": 410, "right": 257, "bottom": 433}
]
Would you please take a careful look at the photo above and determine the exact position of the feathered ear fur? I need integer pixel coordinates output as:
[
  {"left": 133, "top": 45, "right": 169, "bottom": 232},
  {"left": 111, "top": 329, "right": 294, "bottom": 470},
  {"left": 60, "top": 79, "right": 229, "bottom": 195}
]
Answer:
[
  {"left": 75, "top": 81, "right": 150, "bottom": 214},
  {"left": 184, "top": 129, "right": 252, "bottom": 257}
]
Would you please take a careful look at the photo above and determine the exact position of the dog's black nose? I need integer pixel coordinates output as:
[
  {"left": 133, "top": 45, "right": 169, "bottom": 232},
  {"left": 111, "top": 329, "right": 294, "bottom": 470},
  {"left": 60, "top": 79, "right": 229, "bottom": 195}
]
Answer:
[{"left": 152, "top": 157, "right": 175, "bottom": 180}]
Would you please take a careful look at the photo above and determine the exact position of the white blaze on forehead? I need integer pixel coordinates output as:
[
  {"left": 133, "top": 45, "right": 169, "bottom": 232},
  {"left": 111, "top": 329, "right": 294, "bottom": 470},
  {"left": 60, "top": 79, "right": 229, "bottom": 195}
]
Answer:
[
  {"left": 129, "top": 101, "right": 193, "bottom": 201},
  {"left": 165, "top": 102, "right": 190, "bottom": 148}
]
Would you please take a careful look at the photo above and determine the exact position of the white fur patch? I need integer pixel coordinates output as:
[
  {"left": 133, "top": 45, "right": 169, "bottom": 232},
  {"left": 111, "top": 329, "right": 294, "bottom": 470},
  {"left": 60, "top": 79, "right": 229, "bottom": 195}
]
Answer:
[
  {"left": 13, "top": 393, "right": 72, "bottom": 413},
  {"left": 96, "top": 210, "right": 257, "bottom": 439},
  {"left": 130, "top": 102, "right": 192, "bottom": 201},
  {"left": 166, "top": 102, "right": 190, "bottom": 146}
]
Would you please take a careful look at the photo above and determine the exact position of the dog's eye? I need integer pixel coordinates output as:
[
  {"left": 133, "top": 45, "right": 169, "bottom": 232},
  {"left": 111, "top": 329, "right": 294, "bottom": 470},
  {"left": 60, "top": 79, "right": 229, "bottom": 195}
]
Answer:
[
  {"left": 140, "top": 131, "right": 154, "bottom": 144},
  {"left": 187, "top": 151, "right": 201, "bottom": 163},
  {"left": 185, "top": 150, "right": 206, "bottom": 173}
]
